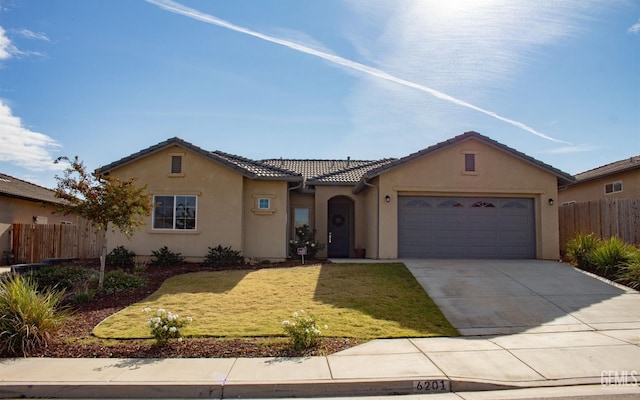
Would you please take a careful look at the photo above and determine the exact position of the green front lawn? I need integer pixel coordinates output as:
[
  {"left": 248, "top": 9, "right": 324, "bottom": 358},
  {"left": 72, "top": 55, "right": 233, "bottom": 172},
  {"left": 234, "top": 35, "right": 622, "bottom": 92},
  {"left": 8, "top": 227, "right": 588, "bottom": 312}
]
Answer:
[{"left": 93, "top": 263, "right": 458, "bottom": 340}]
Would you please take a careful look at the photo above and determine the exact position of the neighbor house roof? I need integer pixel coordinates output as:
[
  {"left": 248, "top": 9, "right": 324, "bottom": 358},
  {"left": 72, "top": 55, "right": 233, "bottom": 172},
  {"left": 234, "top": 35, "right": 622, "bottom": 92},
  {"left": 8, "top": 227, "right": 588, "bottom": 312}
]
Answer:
[
  {"left": 353, "top": 131, "right": 576, "bottom": 193},
  {"left": 0, "top": 173, "right": 62, "bottom": 204},
  {"left": 573, "top": 154, "right": 640, "bottom": 183},
  {"left": 97, "top": 137, "right": 302, "bottom": 181}
]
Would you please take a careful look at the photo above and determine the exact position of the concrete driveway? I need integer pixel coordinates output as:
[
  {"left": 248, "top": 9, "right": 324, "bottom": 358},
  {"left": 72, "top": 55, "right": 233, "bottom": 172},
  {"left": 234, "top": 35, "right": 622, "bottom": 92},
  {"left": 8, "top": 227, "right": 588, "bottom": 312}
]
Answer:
[{"left": 403, "top": 259, "right": 640, "bottom": 336}]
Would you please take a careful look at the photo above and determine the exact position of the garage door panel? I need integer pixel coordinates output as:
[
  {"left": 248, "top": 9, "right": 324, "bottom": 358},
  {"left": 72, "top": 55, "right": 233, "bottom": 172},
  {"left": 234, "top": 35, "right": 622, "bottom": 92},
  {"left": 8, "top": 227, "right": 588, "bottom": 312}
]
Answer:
[{"left": 398, "top": 196, "right": 535, "bottom": 259}]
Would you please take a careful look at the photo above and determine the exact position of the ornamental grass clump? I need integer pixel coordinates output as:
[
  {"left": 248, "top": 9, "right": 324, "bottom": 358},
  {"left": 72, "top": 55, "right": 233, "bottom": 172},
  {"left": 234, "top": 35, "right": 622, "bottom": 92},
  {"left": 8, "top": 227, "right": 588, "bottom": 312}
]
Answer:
[
  {"left": 588, "top": 236, "right": 640, "bottom": 276},
  {"left": 143, "top": 307, "right": 192, "bottom": 345},
  {"left": 282, "top": 310, "right": 327, "bottom": 350},
  {"left": 0, "top": 274, "right": 70, "bottom": 356},
  {"left": 565, "top": 232, "right": 601, "bottom": 270}
]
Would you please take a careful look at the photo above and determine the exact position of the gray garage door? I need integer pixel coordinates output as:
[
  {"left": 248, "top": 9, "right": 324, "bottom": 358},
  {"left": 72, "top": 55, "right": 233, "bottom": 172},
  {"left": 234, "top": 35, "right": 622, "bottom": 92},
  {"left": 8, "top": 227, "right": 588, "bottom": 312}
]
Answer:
[{"left": 398, "top": 196, "right": 535, "bottom": 259}]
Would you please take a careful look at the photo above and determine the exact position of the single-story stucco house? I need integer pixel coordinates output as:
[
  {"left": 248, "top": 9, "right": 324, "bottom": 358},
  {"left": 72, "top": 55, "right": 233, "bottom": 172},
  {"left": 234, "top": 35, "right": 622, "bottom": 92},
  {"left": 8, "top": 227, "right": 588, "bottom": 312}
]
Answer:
[
  {"left": 0, "top": 173, "right": 72, "bottom": 265},
  {"left": 98, "top": 131, "right": 575, "bottom": 261},
  {"left": 558, "top": 154, "right": 640, "bottom": 204}
]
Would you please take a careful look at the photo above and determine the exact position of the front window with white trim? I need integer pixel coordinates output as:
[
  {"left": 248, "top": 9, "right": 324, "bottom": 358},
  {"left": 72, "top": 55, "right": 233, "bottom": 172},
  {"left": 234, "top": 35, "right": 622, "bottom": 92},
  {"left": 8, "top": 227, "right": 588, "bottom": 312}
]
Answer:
[
  {"left": 604, "top": 181, "right": 623, "bottom": 195},
  {"left": 153, "top": 195, "right": 197, "bottom": 230},
  {"left": 258, "top": 198, "right": 270, "bottom": 209}
]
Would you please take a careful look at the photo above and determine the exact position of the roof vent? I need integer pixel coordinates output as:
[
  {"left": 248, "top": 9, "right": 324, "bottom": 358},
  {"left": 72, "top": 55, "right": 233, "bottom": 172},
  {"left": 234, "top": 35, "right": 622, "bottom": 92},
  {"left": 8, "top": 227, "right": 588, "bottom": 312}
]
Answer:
[{"left": 346, "top": 156, "right": 351, "bottom": 168}]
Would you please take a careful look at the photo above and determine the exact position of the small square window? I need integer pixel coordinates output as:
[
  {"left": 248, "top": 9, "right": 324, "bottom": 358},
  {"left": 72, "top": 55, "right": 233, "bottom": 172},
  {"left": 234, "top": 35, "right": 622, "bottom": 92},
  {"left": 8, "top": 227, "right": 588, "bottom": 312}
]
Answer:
[
  {"left": 605, "top": 181, "right": 623, "bottom": 194},
  {"left": 464, "top": 153, "right": 476, "bottom": 172},
  {"left": 258, "top": 198, "right": 270, "bottom": 209},
  {"left": 171, "top": 156, "right": 182, "bottom": 174}
]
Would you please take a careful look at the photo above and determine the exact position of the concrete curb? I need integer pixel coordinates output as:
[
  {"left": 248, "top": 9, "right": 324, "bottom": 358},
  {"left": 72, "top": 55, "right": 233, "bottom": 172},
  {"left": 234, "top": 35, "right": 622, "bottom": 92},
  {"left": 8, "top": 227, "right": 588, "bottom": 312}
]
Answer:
[{"left": 0, "top": 375, "right": 608, "bottom": 399}]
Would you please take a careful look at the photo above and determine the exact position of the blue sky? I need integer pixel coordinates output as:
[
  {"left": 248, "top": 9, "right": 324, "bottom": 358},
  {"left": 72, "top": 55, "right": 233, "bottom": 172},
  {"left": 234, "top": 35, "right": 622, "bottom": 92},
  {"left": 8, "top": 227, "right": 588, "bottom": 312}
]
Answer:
[{"left": 1, "top": 0, "right": 638, "bottom": 189}]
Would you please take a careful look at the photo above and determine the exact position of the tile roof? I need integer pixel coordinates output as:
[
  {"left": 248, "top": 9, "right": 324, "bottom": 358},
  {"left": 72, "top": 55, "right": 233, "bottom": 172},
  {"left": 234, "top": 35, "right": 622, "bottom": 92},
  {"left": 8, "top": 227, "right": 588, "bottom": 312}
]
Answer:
[
  {"left": 213, "top": 151, "right": 302, "bottom": 180},
  {"left": 261, "top": 158, "right": 396, "bottom": 184},
  {"left": 574, "top": 155, "right": 640, "bottom": 183},
  {"left": 98, "top": 137, "right": 301, "bottom": 181},
  {"left": 99, "top": 133, "right": 574, "bottom": 192},
  {"left": 0, "top": 173, "right": 62, "bottom": 204}
]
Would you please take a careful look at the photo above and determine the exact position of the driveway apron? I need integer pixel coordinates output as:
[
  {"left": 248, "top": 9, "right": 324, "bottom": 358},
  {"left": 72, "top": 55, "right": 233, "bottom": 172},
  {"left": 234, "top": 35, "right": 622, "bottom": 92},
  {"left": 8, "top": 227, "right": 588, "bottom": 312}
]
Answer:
[{"left": 403, "top": 259, "right": 640, "bottom": 336}]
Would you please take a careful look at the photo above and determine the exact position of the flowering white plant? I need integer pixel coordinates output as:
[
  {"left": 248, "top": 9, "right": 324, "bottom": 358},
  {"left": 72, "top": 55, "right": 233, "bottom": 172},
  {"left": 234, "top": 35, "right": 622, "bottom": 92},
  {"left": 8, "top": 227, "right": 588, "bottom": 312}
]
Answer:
[
  {"left": 288, "top": 224, "right": 324, "bottom": 259},
  {"left": 282, "top": 309, "right": 327, "bottom": 350},
  {"left": 142, "top": 307, "right": 192, "bottom": 345}
]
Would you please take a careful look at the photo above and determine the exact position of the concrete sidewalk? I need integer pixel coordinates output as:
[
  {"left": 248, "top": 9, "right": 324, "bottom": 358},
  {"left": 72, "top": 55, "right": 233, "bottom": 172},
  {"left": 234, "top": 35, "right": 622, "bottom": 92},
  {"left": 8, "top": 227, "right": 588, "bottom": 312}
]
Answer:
[{"left": 1, "top": 330, "right": 639, "bottom": 398}]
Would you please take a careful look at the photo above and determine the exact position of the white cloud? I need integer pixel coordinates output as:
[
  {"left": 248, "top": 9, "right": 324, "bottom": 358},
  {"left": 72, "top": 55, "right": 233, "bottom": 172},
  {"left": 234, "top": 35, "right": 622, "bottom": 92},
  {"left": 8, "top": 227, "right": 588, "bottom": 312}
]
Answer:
[
  {"left": 0, "top": 25, "right": 14, "bottom": 60},
  {"left": 0, "top": 99, "right": 63, "bottom": 171},
  {"left": 14, "top": 29, "right": 50, "bottom": 41},
  {"left": 0, "top": 25, "right": 47, "bottom": 60},
  {"left": 629, "top": 19, "right": 640, "bottom": 33}
]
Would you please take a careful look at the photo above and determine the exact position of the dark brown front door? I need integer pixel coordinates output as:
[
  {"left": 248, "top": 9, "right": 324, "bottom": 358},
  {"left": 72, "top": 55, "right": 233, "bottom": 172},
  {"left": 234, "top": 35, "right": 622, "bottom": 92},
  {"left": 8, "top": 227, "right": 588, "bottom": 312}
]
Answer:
[{"left": 328, "top": 197, "right": 352, "bottom": 257}]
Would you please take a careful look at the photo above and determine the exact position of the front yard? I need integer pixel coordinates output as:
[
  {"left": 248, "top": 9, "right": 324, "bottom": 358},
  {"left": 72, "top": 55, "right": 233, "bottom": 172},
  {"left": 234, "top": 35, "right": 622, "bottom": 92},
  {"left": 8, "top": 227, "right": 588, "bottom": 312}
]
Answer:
[
  {"left": 94, "top": 263, "right": 457, "bottom": 340},
  {"left": 10, "top": 261, "right": 456, "bottom": 358}
]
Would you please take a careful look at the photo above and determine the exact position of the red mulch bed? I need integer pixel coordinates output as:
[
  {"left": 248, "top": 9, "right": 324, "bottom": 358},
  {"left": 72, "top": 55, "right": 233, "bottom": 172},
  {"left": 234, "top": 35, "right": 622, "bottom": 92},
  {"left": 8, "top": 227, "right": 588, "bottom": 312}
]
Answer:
[{"left": 20, "top": 260, "right": 359, "bottom": 358}]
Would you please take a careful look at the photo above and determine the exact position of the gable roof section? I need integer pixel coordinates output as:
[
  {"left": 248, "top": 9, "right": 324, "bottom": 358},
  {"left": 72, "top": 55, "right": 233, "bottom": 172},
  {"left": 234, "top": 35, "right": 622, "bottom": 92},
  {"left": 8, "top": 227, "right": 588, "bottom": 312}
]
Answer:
[
  {"left": 0, "top": 173, "right": 62, "bottom": 204},
  {"left": 573, "top": 154, "right": 640, "bottom": 183},
  {"left": 353, "top": 131, "right": 575, "bottom": 193},
  {"left": 308, "top": 159, "right": 396, "bottom": 185},
  {"left": 98, "top": 137, "right": 302, "bottom": 181},
  {"left": 261, "top": 158, "right": 396, "bottom": 185}
]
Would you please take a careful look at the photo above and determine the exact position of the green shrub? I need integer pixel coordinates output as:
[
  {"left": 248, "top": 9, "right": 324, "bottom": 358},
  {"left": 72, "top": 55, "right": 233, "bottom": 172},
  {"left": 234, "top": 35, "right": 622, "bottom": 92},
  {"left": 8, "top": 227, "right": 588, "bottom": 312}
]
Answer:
[
  {"left": 30, "top": 265, "right": 92, "bottom": 292},
  {"left": 588, "top": 237, "right": 640, "bottom": 278},
  {"left": 150, "top": 246, "right": 185, "bottom": 267},
  {"left": 281, "top": 309, "right": 327, "bottom": 350},
  {"left": 618, "top": 261, "right": 640, "bottom": 290},
  {"left": 101, "top": 270, "right": 147, "bottom": 294},
  {"left": 106, "top": 246, "right": 136, "bottom": 268},
  {"left": 565, "top": 232, "right": 601, "bottom": 270},
  {"left": 73, "top": 290, "right": 94, "bottom": 304},
  {"left": 204, "top": 245, "right": 243, "bottom": 268},
  {"left": 0, "top": 274, "right": 70, "bottom": 356}
]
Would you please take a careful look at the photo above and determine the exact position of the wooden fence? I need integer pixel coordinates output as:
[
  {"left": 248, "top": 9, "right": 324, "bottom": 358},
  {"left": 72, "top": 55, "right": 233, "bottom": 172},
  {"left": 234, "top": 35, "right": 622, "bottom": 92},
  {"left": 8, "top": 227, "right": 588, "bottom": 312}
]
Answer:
[
  {"left": 559, "top": 199, "right": 640, "bottom": 251},
  {"left": 11, "top": 222, "right": 105, "bottom": 264}
]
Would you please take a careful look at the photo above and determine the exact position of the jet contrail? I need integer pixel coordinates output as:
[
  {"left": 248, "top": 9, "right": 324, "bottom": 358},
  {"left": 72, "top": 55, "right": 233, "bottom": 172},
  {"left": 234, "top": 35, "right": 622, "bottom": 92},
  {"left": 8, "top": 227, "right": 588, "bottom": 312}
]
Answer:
[{"left": 147, "top": 0, "right": 570, "bottom": 144}]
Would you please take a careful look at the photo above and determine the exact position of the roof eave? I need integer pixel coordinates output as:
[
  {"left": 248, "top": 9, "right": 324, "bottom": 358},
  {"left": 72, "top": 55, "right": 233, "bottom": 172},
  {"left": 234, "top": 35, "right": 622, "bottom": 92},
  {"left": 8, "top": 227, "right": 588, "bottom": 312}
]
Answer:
[
  {"left": 307, "top": 180, "right": 358, "bottom": 186},
  {"left": 255, "top": 176, "right": 303, "bottom": 182},
  {"left": 0, "top": 191, "right": 64, "bottom": 206},
  {"left": 572, "top": 164, "right": 640, "bottom": 186}
]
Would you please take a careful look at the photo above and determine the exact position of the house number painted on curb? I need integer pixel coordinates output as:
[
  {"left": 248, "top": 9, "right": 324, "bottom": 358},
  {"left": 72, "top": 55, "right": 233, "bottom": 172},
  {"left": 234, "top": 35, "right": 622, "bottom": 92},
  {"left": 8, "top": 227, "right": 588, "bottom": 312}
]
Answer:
[{"left": 413, "top": 380, "right": 449, "bottom": 392}]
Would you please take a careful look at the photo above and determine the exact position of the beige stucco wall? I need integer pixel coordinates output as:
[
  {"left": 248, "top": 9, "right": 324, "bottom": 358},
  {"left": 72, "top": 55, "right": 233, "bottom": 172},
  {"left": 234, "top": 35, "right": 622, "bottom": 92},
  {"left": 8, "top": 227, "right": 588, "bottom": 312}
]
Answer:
[
  {"left": 107, "top": 145, "right": 245, "bottom": 261},
  {"left": 362, "top": 177, "right": 381, "bottom": 258},
  {"left": 370, "top": 138, "right": 561, "bottom": 260},
  {"left": 0, "top": 197, "right": 72, "bottom": 264},
  {"left": 242, "top": 178, "right": 289, "bottom": 261},
  {"left": 559, "top": 169, "right": 640, "bottom": 204}
]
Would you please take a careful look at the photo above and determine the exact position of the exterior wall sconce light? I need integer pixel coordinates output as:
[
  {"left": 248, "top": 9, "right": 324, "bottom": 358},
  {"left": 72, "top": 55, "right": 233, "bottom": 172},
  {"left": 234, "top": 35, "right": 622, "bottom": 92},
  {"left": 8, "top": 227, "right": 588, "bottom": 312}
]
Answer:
[
  {"left": 385, "top": 195, "right": 391, "bottom": 203},
  {"left": 548, "top": 198, "right": 554, "bottom": 206}
]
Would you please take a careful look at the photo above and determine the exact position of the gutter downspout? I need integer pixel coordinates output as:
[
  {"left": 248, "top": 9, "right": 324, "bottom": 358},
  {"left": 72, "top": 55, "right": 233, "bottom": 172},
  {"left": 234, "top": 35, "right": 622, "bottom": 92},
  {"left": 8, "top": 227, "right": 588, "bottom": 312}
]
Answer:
[
  {"left": 286, "top": 178, "right": 304, "bottom": 259},
  {"left": 362, "top": 178, "right": 380, "bottom": 259}
]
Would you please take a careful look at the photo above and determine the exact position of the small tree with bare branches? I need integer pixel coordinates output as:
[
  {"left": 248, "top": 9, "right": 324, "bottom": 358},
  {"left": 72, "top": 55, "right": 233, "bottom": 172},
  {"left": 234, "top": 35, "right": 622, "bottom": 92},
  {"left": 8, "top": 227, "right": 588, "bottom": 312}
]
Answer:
[{"left": 54, "top": 156, "right": 151, "bottom": 288}]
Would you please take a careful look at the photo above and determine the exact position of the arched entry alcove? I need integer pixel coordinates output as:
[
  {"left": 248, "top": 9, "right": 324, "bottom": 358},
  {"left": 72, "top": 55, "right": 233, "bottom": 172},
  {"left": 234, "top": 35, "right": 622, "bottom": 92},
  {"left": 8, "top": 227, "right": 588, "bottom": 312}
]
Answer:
[{"left": 327, "top": 196, "right": 354, "bottom": 258}]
